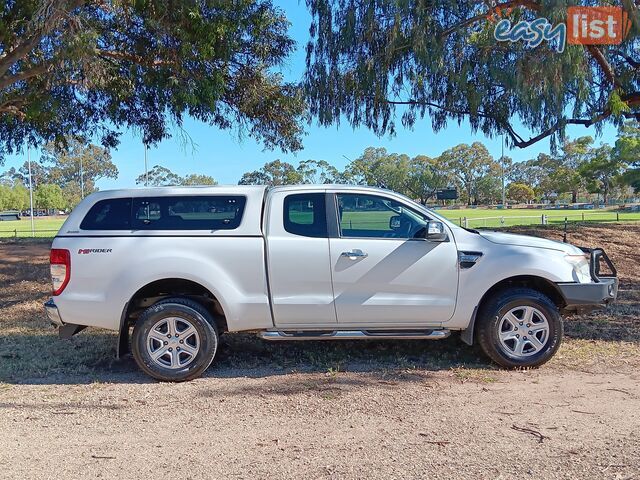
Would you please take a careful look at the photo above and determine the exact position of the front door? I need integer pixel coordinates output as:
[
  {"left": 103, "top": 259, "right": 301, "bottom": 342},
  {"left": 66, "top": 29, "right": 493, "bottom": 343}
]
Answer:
[{"left": 329, "top": 192, "right": 458, "bottom": 325}]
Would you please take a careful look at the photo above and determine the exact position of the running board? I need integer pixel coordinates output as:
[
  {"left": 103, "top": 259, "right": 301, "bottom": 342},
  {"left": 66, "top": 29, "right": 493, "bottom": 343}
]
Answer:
[{"left": 260, "top": 329, "right": 450, "bottom": 341}]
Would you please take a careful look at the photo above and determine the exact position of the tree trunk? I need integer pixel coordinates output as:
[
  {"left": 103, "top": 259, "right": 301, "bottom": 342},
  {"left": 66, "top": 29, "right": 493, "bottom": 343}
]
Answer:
[{"left": 572, "top": 190, "right": 577, "bottom": 203}]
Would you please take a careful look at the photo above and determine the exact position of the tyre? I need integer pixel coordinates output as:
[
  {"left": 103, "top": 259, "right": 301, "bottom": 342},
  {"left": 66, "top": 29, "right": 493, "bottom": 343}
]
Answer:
[
  {"left": 476, "top": 288, "right": 563, "bottom": 368},
  {"left": 131, "top": 297, "right": 218, "bottom": 382}
]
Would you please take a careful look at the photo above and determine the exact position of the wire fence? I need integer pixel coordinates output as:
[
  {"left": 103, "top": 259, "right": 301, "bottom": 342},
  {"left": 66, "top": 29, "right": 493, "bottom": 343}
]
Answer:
[
  {"left": 459, "top": 211, "right": 640, "bottom": 229},
  {"left": 0, "top": 229, "right": 61, "bottom": 239}
]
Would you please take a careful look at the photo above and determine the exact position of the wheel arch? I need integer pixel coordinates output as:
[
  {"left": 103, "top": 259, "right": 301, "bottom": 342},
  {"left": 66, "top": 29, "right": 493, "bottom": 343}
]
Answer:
[
  {"left": 117, "top": 277, "right": 228, "bottom": 358},
  {"left": 460, "top": 275, "right": 566, "bottom": 346}
]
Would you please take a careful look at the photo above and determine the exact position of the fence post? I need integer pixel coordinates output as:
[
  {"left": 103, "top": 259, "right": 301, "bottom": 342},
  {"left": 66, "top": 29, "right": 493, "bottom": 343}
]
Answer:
[
  {"left": 459, "top": 217, "right": 463, "bottom": 227},
  {"left": 541, "top": 214, "right": 547, "bottom": 225},
  {"left": 616, "top": 212, "right": 619, "bottom": 221},
  {"left": 14, "top": 228, "right": 17, "bottom": 240},
  {"left": 463, "top": 217, "right": 468, "bottom": 228}
]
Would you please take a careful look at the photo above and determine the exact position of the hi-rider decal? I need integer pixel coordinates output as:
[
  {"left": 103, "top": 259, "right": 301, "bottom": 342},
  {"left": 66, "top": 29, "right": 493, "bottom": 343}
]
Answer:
[{"left": 78, "top": 248, "right": 113, "bottom": 254}]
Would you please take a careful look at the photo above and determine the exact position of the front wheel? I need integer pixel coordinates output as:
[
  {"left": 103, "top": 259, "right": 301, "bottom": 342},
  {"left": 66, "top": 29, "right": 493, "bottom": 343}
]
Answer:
[
  {"left": 476, "top": 288, "right": 563, "bottom": 368},
  {"left": 131, "top": 297, "right": 219, "bottom": 382}
]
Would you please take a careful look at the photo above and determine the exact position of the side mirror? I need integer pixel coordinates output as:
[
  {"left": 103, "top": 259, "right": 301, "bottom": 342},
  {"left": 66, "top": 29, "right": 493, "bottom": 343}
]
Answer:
[
  {"left": 389, "top": 215, "right": 401, "bottom": 230},
  {"left": 420, "top": 221, "right": 448, "bottom": 242}
]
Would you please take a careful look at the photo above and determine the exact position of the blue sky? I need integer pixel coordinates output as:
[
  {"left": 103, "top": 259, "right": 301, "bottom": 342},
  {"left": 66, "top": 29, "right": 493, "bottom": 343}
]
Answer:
[{"left": 2, "top": 1, "right": 619, "bottom": 189}]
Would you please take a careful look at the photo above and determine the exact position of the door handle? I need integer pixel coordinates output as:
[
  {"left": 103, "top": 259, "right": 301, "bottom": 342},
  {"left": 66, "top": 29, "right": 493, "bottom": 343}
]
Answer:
[{"left": 341, "top": 249, "right": 368, "bottom": 259}]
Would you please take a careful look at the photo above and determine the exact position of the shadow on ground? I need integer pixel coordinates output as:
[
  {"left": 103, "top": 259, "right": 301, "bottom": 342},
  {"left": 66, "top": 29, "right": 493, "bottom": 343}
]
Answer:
[{"left": 0, "top": 330, "right": 494, "bottom": 385}]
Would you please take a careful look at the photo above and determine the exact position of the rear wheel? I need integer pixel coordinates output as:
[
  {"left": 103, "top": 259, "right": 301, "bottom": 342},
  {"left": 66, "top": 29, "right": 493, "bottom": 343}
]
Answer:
[
  {"left": 131, "top": 297, "right": 218, "bottom": 382},
  {"left": 476, "top": 288, "right": 563, "bottom": 368}
]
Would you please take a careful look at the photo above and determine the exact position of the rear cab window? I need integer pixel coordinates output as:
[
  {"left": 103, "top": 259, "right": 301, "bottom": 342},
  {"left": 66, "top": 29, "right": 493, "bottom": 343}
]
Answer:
[
  {"left": 80, "top": 198, "right": 132, "bottom": 230},
  {"left": 80, "top": 196, "right": 247, "bottom": 231},
  {"left": 132, "top": 196, "right": 246, "bottom": 230}
]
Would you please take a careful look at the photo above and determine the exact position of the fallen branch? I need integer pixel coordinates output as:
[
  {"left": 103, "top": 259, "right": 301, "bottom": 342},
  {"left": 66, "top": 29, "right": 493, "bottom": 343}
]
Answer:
[
  {"left": 418, "top": 433, "right": 450, "bottom": 446},
  {"left": 606, "top": 388, "right": 633, "bottom": 396},
  {"left": 511, "top": 424, "right": 549, "bottom": 443}
]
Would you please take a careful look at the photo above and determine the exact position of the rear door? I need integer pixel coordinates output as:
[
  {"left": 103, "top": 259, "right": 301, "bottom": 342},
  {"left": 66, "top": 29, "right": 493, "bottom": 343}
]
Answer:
[
  {"left": 329, "top": 192, "right": 458, "bottom": 325},
  {"left": 265, "top": 190, "right": 337, "bottom": 326}
]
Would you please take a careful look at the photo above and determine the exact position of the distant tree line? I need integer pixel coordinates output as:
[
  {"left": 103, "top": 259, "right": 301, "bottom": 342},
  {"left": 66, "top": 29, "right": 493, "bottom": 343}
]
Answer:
[
  {"left": 0, "top": 137, "right": 118, "bottom": 212},
  {"left": 239, "top": 121, "right": 640, "bottom": 206},
  {"left": 0, "top": 139, "right": 220, "bottom": 212},
  {"left": 135, "top": 166, "right": 217, "bottom": 187}
]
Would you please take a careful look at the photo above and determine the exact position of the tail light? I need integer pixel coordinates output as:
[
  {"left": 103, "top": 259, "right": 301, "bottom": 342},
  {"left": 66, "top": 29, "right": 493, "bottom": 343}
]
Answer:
[{"left": 50, "top": 249, "right": 71, "bottom": 295}]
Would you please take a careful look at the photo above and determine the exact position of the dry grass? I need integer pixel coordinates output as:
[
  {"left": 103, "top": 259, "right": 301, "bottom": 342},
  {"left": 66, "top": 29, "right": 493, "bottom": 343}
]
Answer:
[{"left": 0, "top": 224, "right": 638, "bottom": 384}]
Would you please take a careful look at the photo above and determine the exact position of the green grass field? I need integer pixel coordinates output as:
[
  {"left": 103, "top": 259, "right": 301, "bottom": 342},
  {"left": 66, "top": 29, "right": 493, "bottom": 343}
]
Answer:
[
  {"left": 0, "top": 217, "right": 67, "bottom": 238},
  {"left": 2, "top": 207, "right": 640, "bottom": 238}
]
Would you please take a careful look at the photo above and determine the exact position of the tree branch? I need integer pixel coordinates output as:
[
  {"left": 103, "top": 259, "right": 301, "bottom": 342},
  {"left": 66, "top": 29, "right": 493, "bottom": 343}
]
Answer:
[
  {"left": 610, "top": 49, "right": 640, "bottom": 69},
  {"left": 0, "top": 98, "right": 27, "bottom": 119},
  {"left": 0, "top": 63, "right": 54, "bottom": 90},
  {"left": 585, "top": 45, "right": 618, "bottom": 87},
  {"left": 439, "top": 0, "right": 541, "bottom": 38},
  {"left": 0, "top": 0, "right": 83, "bottom": 79},
  {"left": 96, "top": 49, "right": 178, "bottom": 68},
  {"left": 379, "top": 91, "right": 640, "bottom": 149}
]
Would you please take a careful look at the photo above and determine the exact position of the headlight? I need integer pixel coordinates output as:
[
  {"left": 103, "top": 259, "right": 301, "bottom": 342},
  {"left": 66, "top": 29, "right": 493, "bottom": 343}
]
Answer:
[{"left": 564, "top": 254, "right": 591, "bottom": 283}]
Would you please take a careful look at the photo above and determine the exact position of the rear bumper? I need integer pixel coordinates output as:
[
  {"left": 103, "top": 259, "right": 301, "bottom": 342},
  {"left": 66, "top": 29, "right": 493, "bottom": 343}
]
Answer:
[
  {"left": 557, "top": 277, "right": 618, "bottom": 310},
  {"left": 44, "top": 298, "right": 87, "bottom": 338},
  {"left": 44, "top": 298, "right": 64, "bottom": 326}
]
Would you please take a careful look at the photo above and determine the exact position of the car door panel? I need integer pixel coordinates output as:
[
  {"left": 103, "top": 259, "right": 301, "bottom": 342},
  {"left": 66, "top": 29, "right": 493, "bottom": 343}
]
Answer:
[
  {"left": 266, "top": 191, "right": 337, "bottom": 326},
  {"left": 330, "top": 238, "right": 458, "bottom": 323},
  {"left": 330, "top": 193, "right": 459, "bottom": 325}
]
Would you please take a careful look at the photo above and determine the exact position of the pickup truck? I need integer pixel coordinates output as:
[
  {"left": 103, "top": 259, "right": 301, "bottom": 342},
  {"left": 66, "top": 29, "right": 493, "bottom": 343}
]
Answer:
[{"left": 45, "top": 185, "right": 618, "bottom": 381}]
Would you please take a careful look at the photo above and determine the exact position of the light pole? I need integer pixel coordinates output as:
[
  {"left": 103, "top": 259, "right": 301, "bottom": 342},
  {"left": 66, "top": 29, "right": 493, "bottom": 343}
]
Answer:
[
  {"left": 144, "top": 144, "right": 149, "bottom": 186},
  {"left": 80, "top": 154, "right": 85, "bottom": 199},
  {"left": 501, "top": 135, "right": 506, "bottom": 207},
  {"left": 27, "top": 146, "right": 35, "bottom": 237}
]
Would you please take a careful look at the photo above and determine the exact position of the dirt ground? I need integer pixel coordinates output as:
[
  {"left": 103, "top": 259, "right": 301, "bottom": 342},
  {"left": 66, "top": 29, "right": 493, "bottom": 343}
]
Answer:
[{"left": 0, "top": 224, "right": 639, "bottom": 479}]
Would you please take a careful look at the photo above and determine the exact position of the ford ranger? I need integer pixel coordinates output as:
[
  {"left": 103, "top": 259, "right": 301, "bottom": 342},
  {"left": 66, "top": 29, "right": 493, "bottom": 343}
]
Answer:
[{"left": 44, "top": 185, "right": 618, "bottom": 381}]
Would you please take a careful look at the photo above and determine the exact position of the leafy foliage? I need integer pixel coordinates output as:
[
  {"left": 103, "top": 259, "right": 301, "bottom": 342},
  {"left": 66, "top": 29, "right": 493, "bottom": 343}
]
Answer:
[
  {"left": 40, "top": 137, "right": 118, "bottom": 207},
  {"left": 238, "top": 159, "right": 303, "bottom": 185},
  {"left": 507, "top": 182, "right": 535, "bottom": 203},
  {"left": 181, "top": 174, "right": 217, "bottom": 186},
  {"left": 304, "top": 1, "right": 640, "bottom": 149},
  {"left": 297, "top": 159, "right": 343, "bottom": 184},
  {"left": 0, "top": 0, "right": 305, "bottom": 162},
  {"left": 439, "top": 143, "right": 499, "bottom": 205},
  {"left": 0, "top": 183, "right": 29, "bottom": 210},
  {"left": 578, "top": 144, "right": 625, "bottom": 203},
  {"left": 135, "top": 165, "right": 182, "bottom": 187},
  {"left": 34, "top": 183, "right": 64, "bottom": 210}
]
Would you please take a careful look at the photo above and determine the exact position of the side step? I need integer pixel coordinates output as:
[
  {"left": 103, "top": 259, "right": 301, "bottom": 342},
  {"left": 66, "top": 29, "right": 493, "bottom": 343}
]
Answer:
[{"left": 260, "top": 329, "right": 450, "bottom": 341}]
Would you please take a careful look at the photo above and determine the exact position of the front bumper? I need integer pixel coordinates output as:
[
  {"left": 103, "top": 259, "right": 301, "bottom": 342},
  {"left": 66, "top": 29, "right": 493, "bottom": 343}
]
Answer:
[
  {"left": 557, "top": 247, "right": 618, "bottom": 311},
  {"left": 44, "top": 298, "right": 64, "bottom": 327},
  {"left": 558, "top": 277, "right": 618, "bottom": 310}
]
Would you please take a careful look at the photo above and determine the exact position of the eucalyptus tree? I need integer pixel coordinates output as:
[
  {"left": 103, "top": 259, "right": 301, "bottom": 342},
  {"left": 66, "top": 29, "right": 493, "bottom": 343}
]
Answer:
[
  {"left": 304, "top": 1, "right": 640, "bottom": 149},
  {"left": 0, "top": 0, "right": 305, "bottom": 161}
]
